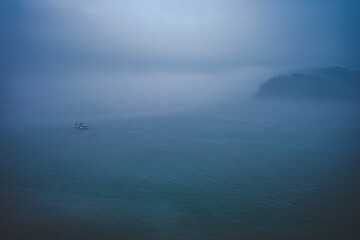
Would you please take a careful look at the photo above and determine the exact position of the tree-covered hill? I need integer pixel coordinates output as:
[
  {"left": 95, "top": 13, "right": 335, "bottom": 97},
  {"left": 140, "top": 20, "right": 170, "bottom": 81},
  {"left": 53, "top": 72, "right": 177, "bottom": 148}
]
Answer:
[{"left": 254, "top": 67, "right": 360, "bottom": 100}]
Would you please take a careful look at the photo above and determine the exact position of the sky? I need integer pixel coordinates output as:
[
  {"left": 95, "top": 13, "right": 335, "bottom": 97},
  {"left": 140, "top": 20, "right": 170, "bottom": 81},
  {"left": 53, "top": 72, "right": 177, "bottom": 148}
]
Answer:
[{"left": 1, "top": 0, "right": 360, "bottom": 114}]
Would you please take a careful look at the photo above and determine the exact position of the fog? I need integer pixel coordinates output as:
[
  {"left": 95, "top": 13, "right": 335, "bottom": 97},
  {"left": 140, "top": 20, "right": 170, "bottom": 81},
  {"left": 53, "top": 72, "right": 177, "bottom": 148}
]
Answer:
[
  {"left": 1, "top": 0, "right": 359, "bottom": 117},
  {"left": 2, "top": 2, "right": 360, "bottom": 239}
]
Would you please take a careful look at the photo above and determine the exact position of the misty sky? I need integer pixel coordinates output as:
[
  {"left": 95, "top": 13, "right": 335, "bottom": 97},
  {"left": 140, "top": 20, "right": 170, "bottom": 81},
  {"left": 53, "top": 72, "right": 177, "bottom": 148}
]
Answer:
[{"left": 1, "top": 0, "right": 360, "bottom": 113}]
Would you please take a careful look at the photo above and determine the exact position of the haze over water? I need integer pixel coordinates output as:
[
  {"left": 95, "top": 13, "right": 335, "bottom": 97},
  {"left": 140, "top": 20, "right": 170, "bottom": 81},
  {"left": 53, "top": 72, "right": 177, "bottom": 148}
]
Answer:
[{"left": 1, "top": 1, "right": 360, "bottom": 239}]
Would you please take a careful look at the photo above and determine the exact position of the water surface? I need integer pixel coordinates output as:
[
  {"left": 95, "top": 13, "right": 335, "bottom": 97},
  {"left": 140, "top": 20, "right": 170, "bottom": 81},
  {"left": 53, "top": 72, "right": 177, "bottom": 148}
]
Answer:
[{"left": 1, "top": 100, "right": 359, "bottom": 239}]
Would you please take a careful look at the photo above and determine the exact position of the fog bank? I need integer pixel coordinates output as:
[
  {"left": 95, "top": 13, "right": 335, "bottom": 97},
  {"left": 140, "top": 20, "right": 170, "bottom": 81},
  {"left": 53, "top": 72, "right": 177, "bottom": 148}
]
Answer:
[{"left": 2, "top": 0, "right": 360, "bottom": 115}]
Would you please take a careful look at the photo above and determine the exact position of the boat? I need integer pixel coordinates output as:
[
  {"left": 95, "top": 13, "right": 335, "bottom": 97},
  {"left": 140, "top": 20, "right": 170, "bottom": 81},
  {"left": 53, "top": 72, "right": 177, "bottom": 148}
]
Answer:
[{"left": 75, "top": 122, "right": 90, "bottom": 129}]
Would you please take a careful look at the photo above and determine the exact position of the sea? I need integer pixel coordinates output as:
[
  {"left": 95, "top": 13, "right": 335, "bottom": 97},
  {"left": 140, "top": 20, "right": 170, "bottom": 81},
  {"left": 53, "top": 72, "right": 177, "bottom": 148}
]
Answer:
[{"left": 1, "top": 99, "right": 359, "bottom": 240}]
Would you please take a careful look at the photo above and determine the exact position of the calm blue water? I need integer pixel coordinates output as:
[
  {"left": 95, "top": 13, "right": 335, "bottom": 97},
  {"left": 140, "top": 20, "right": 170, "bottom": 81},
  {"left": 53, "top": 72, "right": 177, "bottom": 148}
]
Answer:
[{"left": 1, "top": 100, "right": 360, "bottom": 239}]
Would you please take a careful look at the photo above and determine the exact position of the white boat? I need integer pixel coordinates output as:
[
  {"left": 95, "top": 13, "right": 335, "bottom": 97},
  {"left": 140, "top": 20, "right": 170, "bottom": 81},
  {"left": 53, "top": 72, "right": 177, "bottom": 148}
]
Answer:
[{"left": 75, "top": 122, "right": 90, "bottom": 129}]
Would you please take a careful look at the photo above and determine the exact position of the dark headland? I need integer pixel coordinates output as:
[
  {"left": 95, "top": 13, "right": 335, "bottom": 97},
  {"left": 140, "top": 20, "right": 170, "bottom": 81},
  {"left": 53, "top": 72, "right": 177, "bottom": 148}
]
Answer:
[{"left": 254, "top": 67, "right": 360, "bottom": 101}]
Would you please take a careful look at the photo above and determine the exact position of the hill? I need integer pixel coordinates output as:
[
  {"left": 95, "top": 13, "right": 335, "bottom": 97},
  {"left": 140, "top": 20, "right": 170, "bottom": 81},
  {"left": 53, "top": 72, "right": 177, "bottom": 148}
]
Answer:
[{"left": 254, "top": 67, "right": 360, "bottom": 100}]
